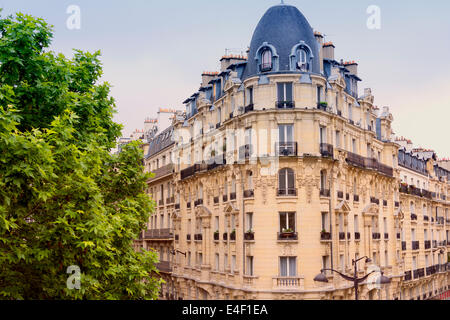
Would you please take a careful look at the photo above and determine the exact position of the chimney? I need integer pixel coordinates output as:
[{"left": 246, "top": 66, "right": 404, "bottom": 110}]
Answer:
[
  {"left": 322, "top": 42, "right": 335, "bottom": 60},
  {"left": 343, "top": 61, "right": 358, "bottom": 76},
  {"left": 219, "top": 55, "right": 247, "bottom": 72},
  {"left": 314, "top": 31, "right": 324, "bottom": 73},
  {"left": 201, "top": 71, "right": 219, "bottom": 87}
]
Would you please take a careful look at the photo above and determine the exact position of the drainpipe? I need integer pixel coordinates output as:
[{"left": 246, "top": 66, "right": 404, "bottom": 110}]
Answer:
[
  {"left": 329, "top": 164, "right": 334, "bottom": 270},
  {"left": 242, "top": 169, "right": 246, "bottom": 277}
]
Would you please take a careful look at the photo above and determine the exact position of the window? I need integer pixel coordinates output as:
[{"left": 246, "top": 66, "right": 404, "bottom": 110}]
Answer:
[
  {"left": 277, "top": 82, "right": 293, "bottom": 107},
  {"left": 246, "top": 212, "right": 253, "bottom": 232},
  {"left": 224, "top": 254, "right": 228, "bottom": 271},
  {"left": 317, "top": 86, "right": 323, "bottom": 104},
  {"left": 335, "top": 131, "right": 341, "bottom": 148},
  {"left": 279, "top": 212, "right": 296, "bottom": 233},
  {"left": 320, "top": 170, "right": 327, "bottom": 190},
  {"left": 321, "top": 212, "right": 329, "bottom": 232},
  {"left": 214, "top": 216, "right": 219, "bottom": 232},
  {"left": 261, "top": 49, "right": 272, "bottom": 71},
  {"left": 352, "top": 139, "right": 357, "bottom": 153},
  {"left": 320, "top": 126, "right": 327, "bottom": 144},
  {"left": 348, "top": 104, "right": 353, "bottom": 121},
  {"left": 279, "top": 257, "right": 297, "bottom": 277},
  {"left": 246, "top": 256, "right": 254, "bottom": 276},
  {"left": 215, "top": 254, "right": 219, "bottom": 271},
  {"left": 354, "top": 215, "right": 359, "bottom": 233},
  {"left": 278, "top": 168, "right": 295, "bottom": 195},
  {"left": 278, "top": 124, "right": 294, "bottom": 143},
  {"left": 296, "top": 48, "right": 308, "bottom": 71},
  {"left": 245, "top": 86, "right": 253, "bottom": 106},
  {"left": 231, "top": 255, "right": 236, "bottom": 273}
]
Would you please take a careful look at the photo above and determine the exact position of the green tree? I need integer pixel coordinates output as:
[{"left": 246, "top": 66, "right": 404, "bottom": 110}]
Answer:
[{"left": 0, "top": 12, "right": 161, "bottom": 299}]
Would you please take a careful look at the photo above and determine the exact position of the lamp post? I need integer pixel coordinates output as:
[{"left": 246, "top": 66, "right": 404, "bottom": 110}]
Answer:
[{"left": 314, "top": 254, "right": 391, "bottom": 300}]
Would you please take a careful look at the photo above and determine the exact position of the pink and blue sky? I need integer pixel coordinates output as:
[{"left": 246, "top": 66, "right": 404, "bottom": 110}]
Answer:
[{"left": 1, "top": 0, "right": 449, "bottom": 156}]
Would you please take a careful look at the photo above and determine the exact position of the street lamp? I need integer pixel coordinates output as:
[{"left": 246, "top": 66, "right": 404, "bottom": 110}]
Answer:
[{"left": 314, "top": 254, "right": 391, "bottom": 300}]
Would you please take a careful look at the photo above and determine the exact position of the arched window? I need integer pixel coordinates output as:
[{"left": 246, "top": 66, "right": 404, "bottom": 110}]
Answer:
[
  {"left": 261, "top": 49, "right": 272, "bottom": 72},
  {"left": 278, "top": 168, "right": 295, "bottom": 196},
  {"left": 296, "top": 48, "right": 309, "bottom": 71}
]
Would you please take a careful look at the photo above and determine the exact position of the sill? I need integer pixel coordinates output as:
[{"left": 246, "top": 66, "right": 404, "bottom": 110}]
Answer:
[
  {"left": 244, "top": 240, "right": 255, "bottom": 243},
  {"left": 277, "top": 240, "right": 298, "bottom": 243}
]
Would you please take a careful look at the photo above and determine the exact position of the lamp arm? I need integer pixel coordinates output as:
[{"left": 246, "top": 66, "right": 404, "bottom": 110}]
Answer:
[
  {"left": 321, "top": 268, "right": 356, "bottom": 282},
  {"left": 356, "top": 271, "right": 375, "bottom": 283}
]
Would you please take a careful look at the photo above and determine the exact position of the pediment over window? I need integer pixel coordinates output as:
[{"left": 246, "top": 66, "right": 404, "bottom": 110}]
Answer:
[
  {"left": 224, "top": 203, "right": 239, "bottom": 215},
  {"left": 394, "top": 208, "right": 404, "bottom": 220},
  {"left": 336, "top": 201, "right": 351, "bottom": 213},
  {"left": 195, "top": 205, "right": 212, "bottom": 218},
  {"left": 362, "top": 203, "right": 379, "bottom": 216}
]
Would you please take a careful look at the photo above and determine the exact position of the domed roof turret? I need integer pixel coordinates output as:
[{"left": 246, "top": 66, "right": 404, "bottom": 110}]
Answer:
[{"left": 243, "top": 4, "right": 319, "bottom": 80}]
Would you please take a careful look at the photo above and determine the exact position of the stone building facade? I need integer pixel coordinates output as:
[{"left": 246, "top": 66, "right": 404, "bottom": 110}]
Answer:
[{"left": 136, "top": 3, "right": 450, "bottom": 300}]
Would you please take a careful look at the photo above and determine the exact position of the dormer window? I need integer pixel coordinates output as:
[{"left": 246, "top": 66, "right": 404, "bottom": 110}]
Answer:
[
  {"left": 261, "top": 49, "right": 272, "bottom": 72},
  {"left": 296, "top": 48, "right": 308, "bottom": 71}
]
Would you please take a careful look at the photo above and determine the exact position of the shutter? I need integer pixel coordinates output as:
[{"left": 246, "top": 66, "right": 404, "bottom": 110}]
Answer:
[
  {"left": 277, "top": 83, "right": 284, "bottom": 102},
  {"left": 279, "top": 169, "right": 286, "bottom": 191},
  {"left": 287, "top": 169, "right": 295, "bottom": 190}
]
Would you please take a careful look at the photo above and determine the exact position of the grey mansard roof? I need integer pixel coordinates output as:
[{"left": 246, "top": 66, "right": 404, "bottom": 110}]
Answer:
[{"left": 242, "top": 4, "right": 320, "bottom": 80}]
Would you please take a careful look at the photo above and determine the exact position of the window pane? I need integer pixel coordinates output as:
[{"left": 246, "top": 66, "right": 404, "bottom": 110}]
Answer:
[
  {"left": 286, "top": 125, "right": 293, "bottom": 142},
  {"left": 287, "top": 169, "right": 295, "bottom": 189},
  {"left": 277, "top": 83, "right": 284, "bottom": 102},
  {"left": 280, "top": 257, "right": 287, "bottom": 277},
  {"left": 280, "top": 213, "right": 287, "bottom": 232},
  {"left": 279, "top": 170, "right": 286, "bottom": 190},
  {"left": 288, "top": 213, "right": 295, "bottom": 231},
  {"left": 289, "top": 257, "right": 297, "bottom": 276},
  {"left": 286, "top": 83, "right": 293, "bottom": 101},
  {"left": 279, "top": 125, "right": 285, "bottom": 143}
]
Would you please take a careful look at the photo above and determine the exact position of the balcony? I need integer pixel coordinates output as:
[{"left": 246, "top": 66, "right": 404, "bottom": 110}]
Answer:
[
  {"left": 277, "top": 188, "right": 297, "bottom": 197},
  {"left": 337, "top": 191, "right": 344, "bottom": 199},
  {"left": 207, "top": 154, "right": 226, "bottom": 171},
  {"left": 244, "top": 231, "right": 255, "bottom": 241},
  {"left": 181, "top": 164, "right": 197, "bottom": 180},
  {"left": 320, "top": 189, "right": 330, "bottom": 197},
  {"left": 276, "top": 142, "right": 298, "bottom": 156},
  {"left": 230, "top": 231, "right": 236, "bottom": 241},
  {"left": 222, "top": 195, "right": 228, "bottom": 202},
  {"left": 230, "top": 192, "right": 237, "bottom": 201},
  {"left": 383, "top": 200, "right": 388, "bottom": 207},
  {"left": 187, "top": 202, "right": 191, "bottom": 209},
  {"left": 194, "top": 233, "right": 203, "bottom": 241},
  {"left": 411, "top": 213, "right": 418, "bottom": 221},
  {"left": 370, "top": 197, "right": 380, "bottom": 205},
  {"left": 229, "top": 112, "right": 234, "bottom": 120},
  {"left": 277, "top": 231, "right": 298, "bottom": 241},
  {"left": 320, "top": 143, "right": 334, "bottom": 158},
  {"left": 378, "top": 163, "right": 394, "bottom": 177},
  {"left": 186, "top": 234, "right": 191, "bottom": 241},
  {"left": 384, "top": 233, "right": 389, "bottom": 239},
  {"left": 372, "top": 233, "right": 381, "bottom": 240},
  {"left": 433, "top": 240, "right": 437, "bottom": 248},
  {"left": 276, "top": 101, "right": 295, "bottom": 109},
  {"left": 395, "top": 201, "right": 400, "bottom": 208},
  {"left": 346, "top": 152, "right": 365, "bottom": 168},
  {"left": 243, "top": 190, "right": 254, "bottom": 198},
  {"left": 215, "top": 123, "right": 221, "bottom": 129},
  {"left": 404, "top": 270, "right": 412, "bottom": 281},
  {"left": 213, "top": 232, "right": 219, "bottom": 241},
  {"left": 158, "top": 199, "right": 164, "bottom": 206},
  {"left": 339, "top": 232, "right": 346, "bottom": 240},
  {"left": 175, "top": 203, "right": 180, "bottom": 210},
  {"left": 194, "top": 199, "right": 203, "bottom": 207},
  {"left": 223, "top": 233, "right": 228, "bottom": 241},
  {"left": 149, "top": 164, "right": 174, "bottom": 181},
  {"left": 239, "top": 144, "right": 253, "bottom": 160},
  {"left": 156, "top": 261, "right": 172, "bottom": 273},
  {"left": 425, "top": 240, "right": 431, "bottom": 250},
  {"left": 426, "top": 266, "right": 436, "bottom": 276},
  {"left": 402, "top": 241, "right": 407, "bottom": 251},
  {"left": 422, "top": 189, "right": 432, "bottom": 199},
  {"left": 412, "top": 241, "right": 420, "bottom": 250},
  {"left": 364, "top": 158, "right": 379, "bottom": 171},
  {"left": 354, "top": 195, "right": 360, "bottom": 202},
  {"left": 424, "top": 215, "right": 429, "bottom": 222},
  {"left": 396, "top": 233, "right": 401, "bottom": 240},
  {"left": 320, "top": 231, "right": 332, "bottom": 241},
  {"left": 144, "top": 228, "right": 174, "bottom": 240},
  {"left": 244, "top": 104, "right": 254, "bottom": 113},
  {"left": 355, "top": 232, "right": 361, "bottom": 240},
  {"left": 214, "top": 196, "right": 219, "bottom": 204},
  {"left": 273, "top": 277, "right": 303, "bottom": 289}
]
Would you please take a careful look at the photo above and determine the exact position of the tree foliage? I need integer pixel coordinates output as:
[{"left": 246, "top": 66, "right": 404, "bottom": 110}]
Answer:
[{"left": 0, "top": 12, "right": 160, "bottom": 299}]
